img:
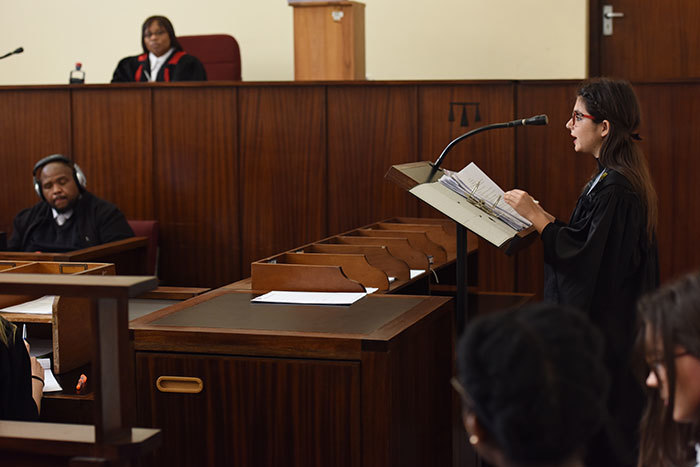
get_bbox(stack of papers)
[0,295,55,314]
[438,163,531,231]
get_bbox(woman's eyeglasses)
[571,110,596,126]
[144,30,167,39]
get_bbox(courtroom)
[0,1,697,466]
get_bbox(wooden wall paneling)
[515,83,585,297]
[71,88,154,220]
[239,86,327,277]
[153,87,239,288]
[418,84,516,292]
[327,85,419,235]
[635,83,700,281]
[0,88,71,234]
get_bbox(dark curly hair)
[456,303,610,465]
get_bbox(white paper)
[365,287,379,294]
[37,358,62,393]
[439,162,531,230]
[252,291,366,306]
[0,295,55,315]
[410,269,425,279]
[410,182,517,248]
[388,276,396,283]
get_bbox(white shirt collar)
[147,48,175,82]
[587,168,608,195]
[52,208,74,226]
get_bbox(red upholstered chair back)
[178,34,242,81]
[128,220,159,276]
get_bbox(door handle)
[603,5,625,36]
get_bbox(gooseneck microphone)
[0,47,24,60]
[506,114,549,127]
[431,114,548,174]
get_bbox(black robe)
[8,191,134,253]
[0,318,39,421]
[541,168,658,466]
[111,52,207,83]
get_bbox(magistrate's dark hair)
[577,77,657,241]
[141,15,183,54]
[456,303,609,465]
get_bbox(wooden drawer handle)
[156,376,204,394]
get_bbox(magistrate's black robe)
[111,52,206,83]
[541,168,658,466]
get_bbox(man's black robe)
[8,191,134,253]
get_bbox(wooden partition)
[0,261,115,374]
[1,80,698,293]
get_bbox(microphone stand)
[429,115,547,335]
[0,47,24,60]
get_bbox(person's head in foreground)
[638,271,700,467]
[454,303,609,467]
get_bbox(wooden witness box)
[292,1,366,80]
[130,289,453,467]
[0,261,114,374]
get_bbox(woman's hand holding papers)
[504,190,554,234]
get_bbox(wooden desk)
[0,273,160,466]
[0,237,150,275]
[130,289,453,467]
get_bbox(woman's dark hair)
[456,303,609,465]
[0,316,16,348]
[637,271,700,467]
[141,15,183,54]
[577,77,657,241]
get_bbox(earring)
[469,434,479,445]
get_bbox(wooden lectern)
[291,1,366,80]
[386,161,537,334]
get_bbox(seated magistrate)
[8,154,133,252]
[112,15,207,83]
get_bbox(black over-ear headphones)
[32,154,87,200]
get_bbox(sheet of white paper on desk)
[37,358,62,393]
[365,287,379,294]
[410,269,425,279]
[0,295,55,314]
[251,291,366,306]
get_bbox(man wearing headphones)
[7,154,133,252]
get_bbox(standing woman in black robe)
[504,78,659,466]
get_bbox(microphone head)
[14,47,24,54]
[525,114,548,126]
